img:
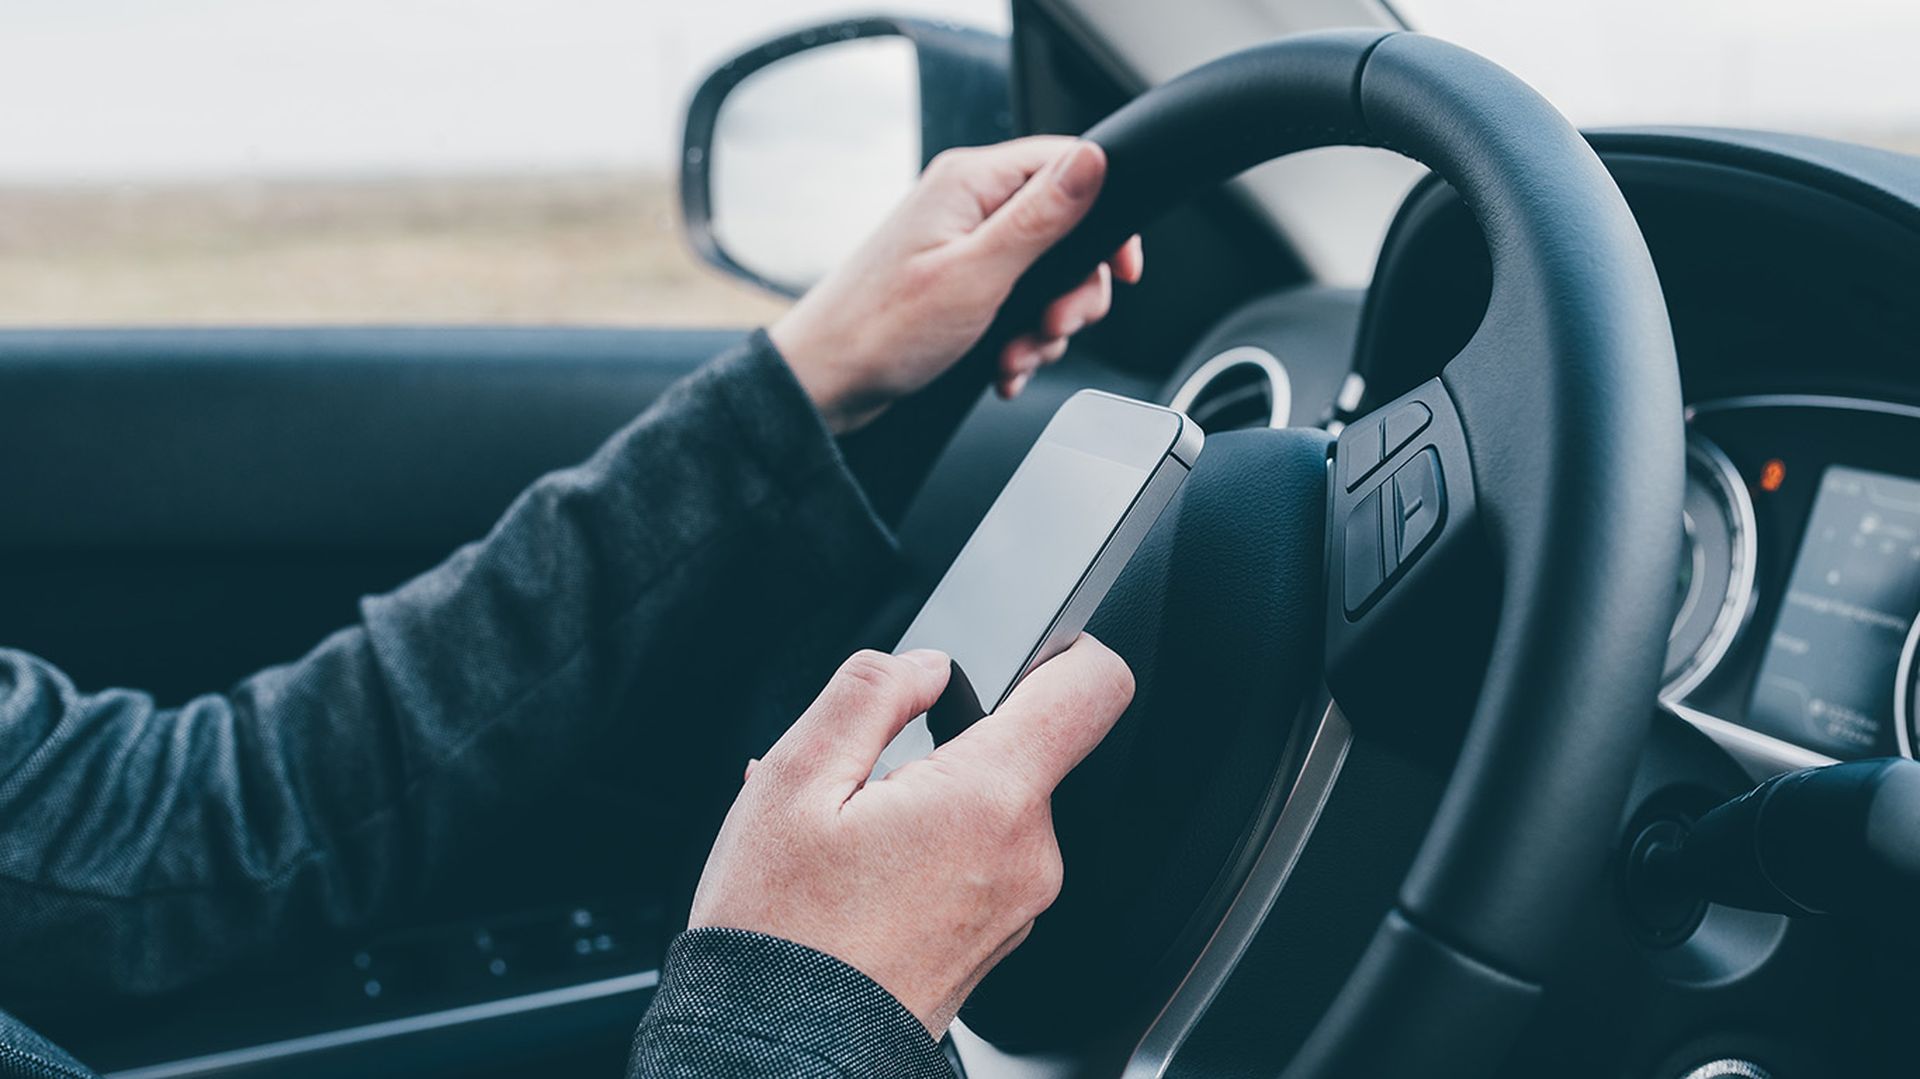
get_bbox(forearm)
[629,929,953,1079]
[0,332,901,998]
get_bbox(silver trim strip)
[1664,700,1835,779]
[1121,702,1352,1079]
[1689,393,1920,423]
[105,969,660,1079]
[1895,614,1919,760]
[1335,372,1366,415]
[1168,346,1292,430]
[1660,434,1759,702]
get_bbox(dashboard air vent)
[1168,346,1291,433]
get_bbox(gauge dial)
[1662,434,1758,700]
[1898,616,1920,760]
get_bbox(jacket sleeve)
[630,929,954,1079]
[0,330,903,999]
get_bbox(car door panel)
[0,327,739,701]
[2,326,743,1076]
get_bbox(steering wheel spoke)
[1325,378,1494,742]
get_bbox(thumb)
[967,140,1106,281]
[767,649,951,793]
[938,634,1134,794]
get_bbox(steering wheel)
[893,29,1685,1077]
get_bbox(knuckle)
[1016,838,1066,914]
[923,147,973,182]
[836,649,905,697]
[1008,194,1058,238]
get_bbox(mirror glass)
[708,36,920,294]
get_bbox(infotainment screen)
[1748,465,1920,757]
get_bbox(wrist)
[770,310,861,435]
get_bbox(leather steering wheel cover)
[992,30,1684,1074]
[1361,32,1683,976]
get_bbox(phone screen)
[901,440,1151,698]
[874,396,1180,775]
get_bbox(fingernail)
[900,649,949,672]
[1010,371,1033,396]
[1052,141,1103,200]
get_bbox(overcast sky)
[1398,0,1920,140]
[0,0,1007,181]
[0,0,1912,182]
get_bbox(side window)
[0,0,1006,329]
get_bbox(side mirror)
[680,16,1012,297]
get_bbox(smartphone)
[872,389,1203,777]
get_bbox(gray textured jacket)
[0,333,954,1079]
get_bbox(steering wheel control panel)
[1325,379,1488,728]
[1341,446,1446,615]
[1660,397,1920,767]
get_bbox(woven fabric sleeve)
[0,330,901,1000]
[0,1010,95,1079]
[630,928,955,1079]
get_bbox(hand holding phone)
[873,389,1202,776]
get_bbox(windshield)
[1393,0,1920,153]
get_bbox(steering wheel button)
[1343,486,1389,613]
[1339,421,1386,491]
[1383,402,1433,457]
[1390,449,1445,565]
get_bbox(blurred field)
[0,172,791,327]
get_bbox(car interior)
[5,1,1917,1078]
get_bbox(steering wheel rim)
[952,29,1684,1076]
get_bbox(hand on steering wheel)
[771,136,1143,433]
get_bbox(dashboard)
[1333,126,1920,789]
[1156,124,1920,1075]
[1669,399,1920,767]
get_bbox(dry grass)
[0,172,790,327]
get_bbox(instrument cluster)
[1663,396,1920,766]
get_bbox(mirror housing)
[680,16,1012,297]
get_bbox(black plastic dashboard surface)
[1355,126,1920,766]
[1349,125,1920,1078]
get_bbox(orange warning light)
[1759,459,1787,493]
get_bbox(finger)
[743,758,758,784]
[938,634,1134,794]
[996,334,1036,399]
[997,332,1043,385]
[1108,235,1145,285]
[1040,263,1111,340]
[770,649,951,791]
[999,332,1067,376]
[998,333,1040,382]
[921,135,1083,217]
[997,334,1067,398]
[964,140,1107,281]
